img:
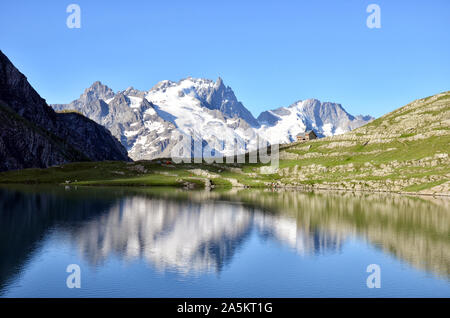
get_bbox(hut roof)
[297,130,315,137]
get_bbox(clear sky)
[1,0,449,118]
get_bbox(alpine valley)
[52,78,373,160]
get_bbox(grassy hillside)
[274,91,450,194]
[0,91,449,195]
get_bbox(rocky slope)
[0,51,130,171]
[52,78,372,160]
[0,103,85,171]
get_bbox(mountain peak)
[86,80,110,91]
[83,81,114,101]
[257,98,373,142]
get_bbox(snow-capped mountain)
[53,82,177,160]
[52,78,373,160]
[53,78,260,160]
[257,99,374,144]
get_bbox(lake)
[0,185,448,297]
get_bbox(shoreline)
[1,181,449,198]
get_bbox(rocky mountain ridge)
[53,78,373,160]
[0,51,130,171]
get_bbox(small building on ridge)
[296,130,317,142]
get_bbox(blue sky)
[1,0,449,118]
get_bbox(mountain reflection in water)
[0,185,448,295]
[70,197,342,274]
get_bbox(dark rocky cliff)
[0,51,130,171]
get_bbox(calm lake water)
[0,185,449,297]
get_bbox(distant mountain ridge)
[0,51,130,171]
[257,99,374,144]
[53,79,373,160]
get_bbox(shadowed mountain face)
[0,51,130,171]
